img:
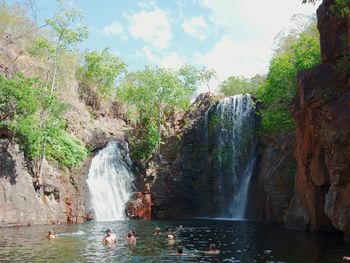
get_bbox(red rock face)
[126,192,152,220]
[287,0,350,238]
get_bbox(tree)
[29,7,88,176]
[118,66,197,161]
[0,74,87,168]
[257,19,320,139]
[198,67,217,93]
[219,74,265,96]
[77,48,127,110]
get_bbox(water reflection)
[0,220,348,263]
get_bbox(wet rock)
[126,192,152,220]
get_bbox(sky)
[12,0,321,92]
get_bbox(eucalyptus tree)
[31,7,88,176]
[198,67,217,94]
[118,66,197,162]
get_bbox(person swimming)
[102,229,117,245]
[47,230,55,240]
[176,246,187,256]
[204,243,220,255]
[167,234,175,246]
[154,227,161,236]
[127,231,136,245]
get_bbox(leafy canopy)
[118,65,198,161]
[219,74,265,96]
[0,74,87,167]
[77,48,127,101]
[257,19,321,138]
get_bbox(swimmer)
[176,246,187,256]
[167,234,175,246]
[154,227,161,236]
[102,229,117,245]
[127,231,136,245]
[344,256,350,261]
[204,243,220,255]
[47,230,55,240]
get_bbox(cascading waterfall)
[86,141,134,221]
[204,94,258,219]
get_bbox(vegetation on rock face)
[0,2,215,168]
[0,74,87,168]
[76,48,127,110]
[219,75,265,96]
[256,19,321,139]
[117,66,200,162]
[0,2,88,170]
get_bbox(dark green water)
[0,219,349,262]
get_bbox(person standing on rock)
[33,176,41,197]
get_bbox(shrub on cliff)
[0,74,87,168]
[117,65,199,162]
[76,48,127,111]
[218,74,265,96]
[257,19,321,139]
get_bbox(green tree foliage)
[219,74,265,96]
[0,74,87,168]
[118,66,197,162]
[198,67,217,93]
[0,3,89,171]
[77,48,127,109]
[257,19,321,138]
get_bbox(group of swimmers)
[101,225,219,256]
[47,225,219,257]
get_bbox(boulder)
[126,192,152,220]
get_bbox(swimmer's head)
[127,232,132,238]
[167,234,174,240]
[106,229,112,236]
[48,230,54,235]
[155,227,161,232]
[209,243,217,251]
[177,246,183,254]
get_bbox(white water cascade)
[204,94,258,219]
[86,141,134,221]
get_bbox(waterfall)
[86,141,134,221]
[204,94,258,219]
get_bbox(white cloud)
[142,46,185,70]
[239,0,320,38]
[195,35,272,92]
[102,21,124,38]
[128,9,172,49]
[195,0,321,93]
[182,16,208,41]
[201,0,320,38]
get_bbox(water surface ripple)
[0,219,348,262]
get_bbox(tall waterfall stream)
[86,141,134,221]
[204,94,258,219]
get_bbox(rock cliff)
[286,0,350,239]
[247,134,296,222]
[150,93,221,218]
[0,141,90,226]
